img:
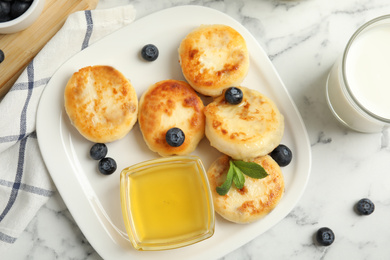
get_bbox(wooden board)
[0,0,99,98]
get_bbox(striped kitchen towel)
[0,4,136,253]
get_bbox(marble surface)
[4,0,390,259]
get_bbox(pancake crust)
[207,155,284,224]
[178,24,250,97]
[204,86,284,160]
[138,80,205,156]
[64,65,138,143]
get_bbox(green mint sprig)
[216,159,268,196]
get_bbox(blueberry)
[225,87,243,105]
[356,198,375,215]
[141,44,159,61]
[90,143,108,160]
[0,2,11,17]
[0,50,4,64]
[10,1,31,19]
[316,227,335,246]
[98,157,117,175]
[270,144,292,167]
[0,14,11,22]
[166,127,185,147]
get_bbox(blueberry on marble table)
[316,227,335,246]
[356,198,375,215]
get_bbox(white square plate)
[37,5,311,260]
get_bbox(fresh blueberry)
[166,127,185,147]
[0,50,4,64]
[316,227,335,246]
[0,2,11,17]
[270,144,292,167]
[10,1,31,19]
[225,87,243,105]
[90,143,108,160]
[356,198,375,215]
[0,14,11,22]
[141,44,159,61]
[98,157,117,175]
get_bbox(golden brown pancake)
[138,79,205,156]
[64,65,138,143]
[207,155,284,224]
[178,24,250,97]
[204,86,284,160]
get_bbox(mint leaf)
[216,161,234,195]
[232,160,268,179]
[232,163,245,189]
[216,159,268,196]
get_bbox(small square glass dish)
[120,156,215,251]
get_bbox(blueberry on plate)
[90,143,108,160]
[225,87,243,105]
[270,144,292,167]
[356,198,375,215]
[166,127,185,147]
[316,227,335,246]
[141,44,159,61]
[98,157,117,175]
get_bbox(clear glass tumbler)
[326,15,390,133]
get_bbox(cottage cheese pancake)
[204,86,284,160]
[207,155,284,224]
[138,80,205,156]
[178,24,249,97]
[64,65,138,143]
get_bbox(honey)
[120,156,215,251]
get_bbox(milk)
[346,24,390,119]
[326,16,390,133]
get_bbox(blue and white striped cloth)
[0,5,136,253]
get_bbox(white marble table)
[4,0,390,259]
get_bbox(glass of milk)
[326,15,390,133]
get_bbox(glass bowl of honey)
[120,156,215,251]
